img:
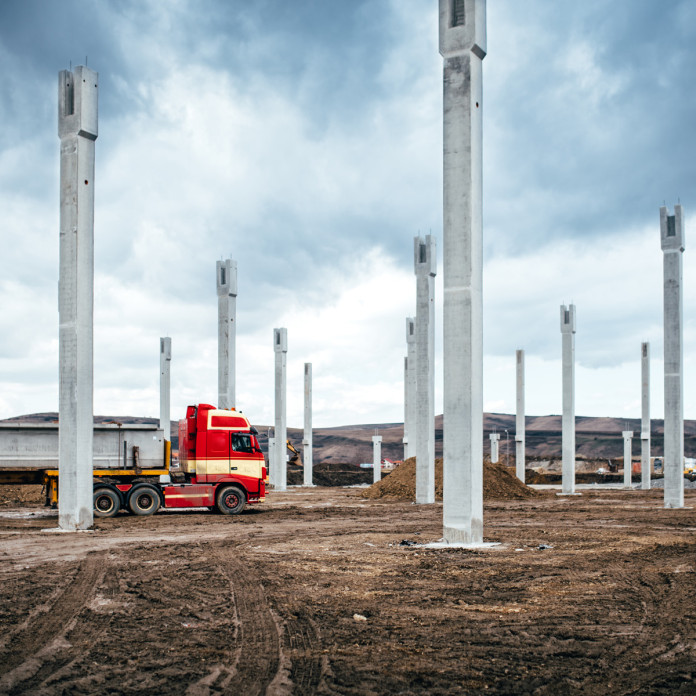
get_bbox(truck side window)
[231,434,253,453]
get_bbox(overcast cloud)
[0,0,695,427]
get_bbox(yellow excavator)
[286,440,303,467]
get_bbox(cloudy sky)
[1,0,695,428]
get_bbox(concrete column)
[217,259,237,410]
[268,436,276,487]
[623,431,633,489]
[273,328,288,491]
[440,0,487,544]
[414,235,436,504]
[58,66,98,531]
[641,342,651,490]
[303,362,313,486]
[404,317,417,460]
[561,304,577,495]
[159,337,171,441]
[403,356,409,459]
[660,205,685,509]
[515,349,525,483]
[372,435,382,484]
[489,433,500,464]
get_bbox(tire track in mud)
[0,552,107,693]
[201,545,324,696]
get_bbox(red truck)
[91,403,267,518]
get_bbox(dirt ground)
[1,487,696,695]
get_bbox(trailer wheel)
[128,485,161,516]
[216,485,246,515]
[94,487,121,518]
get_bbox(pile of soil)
[0,485,44,507]
[362,457,540,501]
[287,462,373,487]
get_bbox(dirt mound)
[0,485,45,507]
[362,457,540,501]
[287,462,373,487]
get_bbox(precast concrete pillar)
[268,436,276,487]
[489,433,500,464]
[440,0,487,544]
[58,66,98,531]
[303,362,313,486]
[217,259,237,410]
[274,328,288,491]
[405,317,417,460]
[623,431,633,489]
[660,205,685,509]
[560,304,577,495]
[515,349,525,483]
[414,236,436,504]
[160,337,172,441]
[641,342,651,490]
[372,435,382,484]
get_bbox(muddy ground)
[1,487,696,695]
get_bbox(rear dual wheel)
[94,487,121,518]
[128,485,161,516]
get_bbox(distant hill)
[4,411,696,465]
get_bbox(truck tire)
[216,485,246,515]
[94,487,121,518]
[128,485,161,516]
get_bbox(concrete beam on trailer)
[217,259,237,410]
[372,435,382,484]
[414,235,436,504]
[440,0,487,543]
[623,431,633,489]
[515,349,525,483]
[641,342,651,490]
[660,205,685,509]
[58,65,98,531]
[560,304,577,495]
[160,337,172,441]
[303,362,313,486]
[273,328,288,491]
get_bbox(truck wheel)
[128,485,161,516]
[94,487,120,518]
[216,485,246,515]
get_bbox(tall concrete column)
[372,435,382,484]
[515,349,525,483]
[303,362,313,486]
[405,317,417,459]
[440,0,487,544]
[660,205,685,509]
[217,259,237,410]
[561,304,577,495]
[58,66,98,531]
[489,433,500,463]
[268,436,276,487]
[160,337,172,441]
[273,328,288,491]
[414,235,436,504]
[623,431,633,489]
[641,342,651,490]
